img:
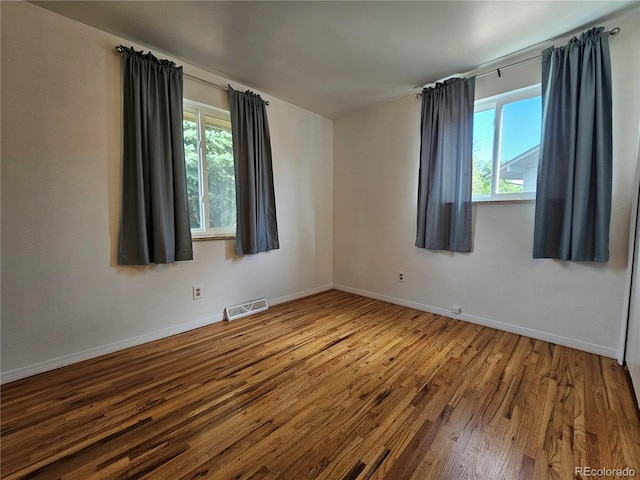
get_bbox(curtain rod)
[416,26,620,98]
[113,45,270,105]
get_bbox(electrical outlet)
[193,285,203,300]
[398,272,405,282]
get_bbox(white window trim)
[184,99,236,238]
[472,84,542,203]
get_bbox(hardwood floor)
[2,290,639,479]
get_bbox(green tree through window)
[184,102,236,237]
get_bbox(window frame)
[472,84,542,203]
[183,99,236,239]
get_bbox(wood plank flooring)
[2,290,639,479]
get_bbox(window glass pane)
[204,115,236,230]
[497,96,541,194]
[183,112,201,229]
[472,108,495,197]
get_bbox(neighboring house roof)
[499,145,540,180]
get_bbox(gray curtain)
[117,46,193,265]
[416,77,475,252]
[533,27,612,262]
[228,86,279,255]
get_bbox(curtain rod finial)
[610,27,621,36]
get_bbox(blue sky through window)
[472,88,542,198]
[500,96,542,163]
[473,109,495,164]
[473,96,541,164]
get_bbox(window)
[472,85,542,201]
[183,100,236,238]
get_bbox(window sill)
[473,199,535,205]
[192,235,235,242]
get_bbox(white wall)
[333,10,640,358]
[1,1,333,381]
[2,1,638,383]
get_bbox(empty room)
[2,1,640,479]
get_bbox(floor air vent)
[225,298,269,321]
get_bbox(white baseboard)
[334,284,618,359]
[3,282,616,383]
[269,284,334,306]
[0,284,335,384]
[0,313,225,384]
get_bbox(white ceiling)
[31,1,639,119]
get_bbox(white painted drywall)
[333,10,640,358]
[1,1,333,381]
[2,1,638,383]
